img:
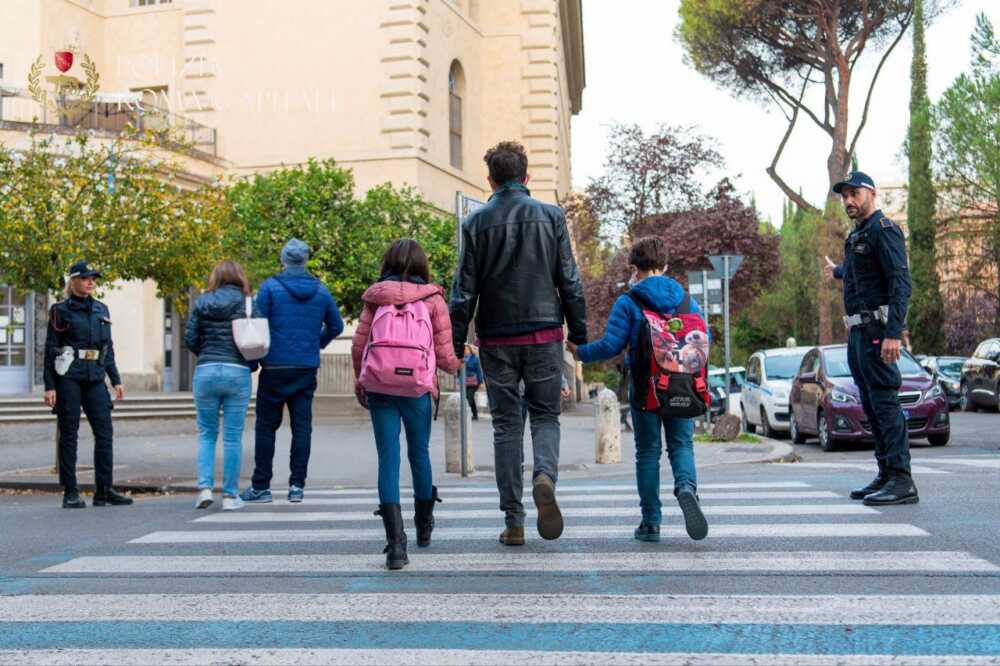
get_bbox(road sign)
[455,191,485,478]
[708,254,743,278]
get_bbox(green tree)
[0,130,229,302]
[906,0,945,354]
[678,0,946,344]
[934,13,1000,331]
[225,159,454,322]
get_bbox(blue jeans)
[368,392,433,504]
[252,367,318,489]
[193,363,252,497]
[630,399,697,525]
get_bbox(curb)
[752,438,800,464]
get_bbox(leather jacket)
[449,183,587,356]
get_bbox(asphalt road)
[0,418,998,664]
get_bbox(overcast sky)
[571,0,1000,227]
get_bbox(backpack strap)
[627,290,692,316]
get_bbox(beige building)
[0,0,586,394]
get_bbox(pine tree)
[906,0,946,353]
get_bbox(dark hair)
[483,141,528,185]
[629,236,668,272]
[206,260,251,295]
[380,239,431,283]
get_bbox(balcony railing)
[0,87,217,157]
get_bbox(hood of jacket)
[629,275,688,312]
[273,267,321,301]
[198,284,246,318]
[363,280,444,306]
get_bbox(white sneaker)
[195,488,213,509]
[222,496,245,511]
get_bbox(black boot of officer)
[864,471,919,506]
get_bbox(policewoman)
[43,261,132,509]
[824,172,917,506]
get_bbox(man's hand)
[561,386,571,399]
[44,390,57,408]
[114,385,125,401]
[881,338,902,365]
[823,256,838,280]
[566,341,579,359]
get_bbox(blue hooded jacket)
[577,276,705,366]
[255,267,344,368]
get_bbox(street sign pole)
[723,256,732,414]
[455,191,468,477]
[701,269,711,430]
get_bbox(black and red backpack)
[628,290,711,419]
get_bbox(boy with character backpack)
[569,236,709,542]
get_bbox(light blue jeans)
[193,363,252,497]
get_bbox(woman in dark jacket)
[44,260,131,509]
[184,260,258,511]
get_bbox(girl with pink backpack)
[352,239,461,570]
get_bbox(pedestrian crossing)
[4,473,1000,664]
[786,453,1000,475]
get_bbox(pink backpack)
[358,299,436,397]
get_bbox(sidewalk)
[0,401,793,492]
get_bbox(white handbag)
[232,296,270,361]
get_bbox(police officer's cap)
[68,260,102,279]
[833,171,876,194]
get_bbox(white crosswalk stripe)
[12,476,1000,664]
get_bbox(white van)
[741,347,812,437]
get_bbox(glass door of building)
[0,286,31,394]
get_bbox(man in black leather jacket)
[450,141,587,546]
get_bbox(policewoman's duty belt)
[843,305,889,330]
[77,349,101,360]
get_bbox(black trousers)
[465,386,479,419]
[847,327,911,474]
[56,378,114,491]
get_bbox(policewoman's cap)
[832,171,876,194]
[68,260,101,279]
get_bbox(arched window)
[448,61,464,170]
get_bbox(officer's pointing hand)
[823,256,837,280]
[881,339,902,365]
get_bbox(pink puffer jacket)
[351,280,461,399]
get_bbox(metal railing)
[0,89,217,157]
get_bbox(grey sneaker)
[677,487,708,541]
[288,485,304,503]
[239,487,272,503]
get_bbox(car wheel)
[789,411,807,444]
[928,432,950,447]
[961,382,977,412]
[741,402,756,434]
[760,407,776,439]
[818,411,835,452]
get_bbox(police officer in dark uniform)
[824,172,917,506]
[43,261,133,509]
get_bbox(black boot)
[863,471,919,506]
[62,489,86,509]
[375,503,409,570]
[850,462,888,500]
[414,486,442,548]
[92,487,134,506]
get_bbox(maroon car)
[789,345,950,451]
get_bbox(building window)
[131,0,171,7]
[449,61,464,170]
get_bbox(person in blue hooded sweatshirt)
[241,239,344,505]
[568,236,708,542]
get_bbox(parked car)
[709,366,746,394]
[919,356,966,409]
[789,345,950,451]
[707,373,729,419]
[740,347,812,437]
[960,339,1000,412]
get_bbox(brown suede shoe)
[499,526,525,546]
[532,473,564,540]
